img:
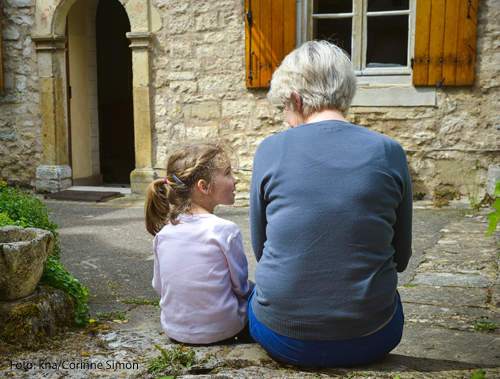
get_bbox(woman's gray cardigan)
[250,120,413,340]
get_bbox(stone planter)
[0,226,54,300]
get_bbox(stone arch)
[33,0,158,194]
[34,0,149,37]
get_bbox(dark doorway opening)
[96,0,134,184]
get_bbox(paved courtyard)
[1,196,499,379]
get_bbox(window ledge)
[351,86,436,107]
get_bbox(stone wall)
[150,0,500,201]
[149,0,287,200]
[0,0,42,187]
[348,0,500,199]
[0,0,499,199]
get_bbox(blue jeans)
[248,290,404,367]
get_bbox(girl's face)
[210,158,238,206]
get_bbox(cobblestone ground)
[1,199,499,379]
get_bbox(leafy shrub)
[0,182,60,259]
[0,181,91,326]
[0,212,16,226]
[40,258,91,326]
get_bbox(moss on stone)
[0,285,74,349]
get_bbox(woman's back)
[250,120,412,340]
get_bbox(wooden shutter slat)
[246,0,262,88]
[284,0,296,57]
[456,0,478,85]
[261,0,273,87]
[245,0,296,88]
[245,0,252,87]
[414,0,478,86]
[428,0,446,85]
[442,0,460,85]
[254,0,262,87]
[413,0,432,85]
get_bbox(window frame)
[299,0,417,85]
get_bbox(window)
[306,0,416,84]
[246,0,478,91]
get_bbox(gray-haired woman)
[249,40,412,366]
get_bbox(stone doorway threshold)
[43,186,131,202]
[68,185,132,195]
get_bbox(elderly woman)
[249,40,412,366]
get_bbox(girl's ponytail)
[145,178,170,236]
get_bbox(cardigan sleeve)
[250,145,269,263]
[391,158,413,272]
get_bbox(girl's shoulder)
[170,213,240,235]
[207,214,241,235]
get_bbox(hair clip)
[163,177,166,183]
[172,174,186,187]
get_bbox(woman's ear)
[196,179,209,195]
[291,92,302,111]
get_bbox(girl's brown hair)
[145,142,227,236]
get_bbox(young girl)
[145,142,253,344]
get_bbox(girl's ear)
[196,179,209,195]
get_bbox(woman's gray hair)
[267,40,357,116]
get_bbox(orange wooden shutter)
[245,0,296,88]
[413,0,478,85]
[0,2,4,93]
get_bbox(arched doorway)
[95,0,135,185]
[33,0,156,194]
[66,0,134,186]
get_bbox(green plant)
[0,181,91,326]
[471,369,486,379]
[121,297,160,308]
[472,317,498,333]
[457,162,482,213]
[0,212,27,227]
[148,345,199,375]
[39,258,91,326]
[96,311,129,321]
[486,178,500,256]
[0,182,60,259]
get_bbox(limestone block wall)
[0,0,42,187]
[150,0,500,201]
[347,0,500,199]
[149,0,289,199]
[0,0,499,199]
